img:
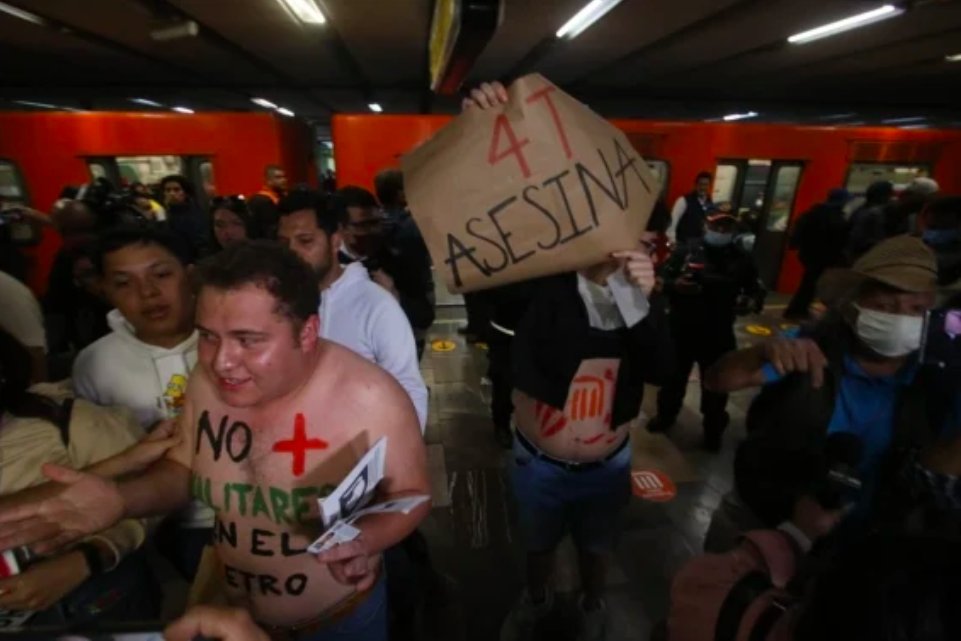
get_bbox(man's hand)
[762,337,828,388]
[370,269,399,300]
[0,551,89,612]
[0,464,124,554]
[165,605,269,641]
[461,81,508,111]
[91,420,181,478]
[612,249,656,298]
[314,540,380,592]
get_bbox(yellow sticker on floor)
[745,324,773,337]
[431,339,457,352]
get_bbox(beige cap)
[817,235,937,306]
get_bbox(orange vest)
[255,187,279,204]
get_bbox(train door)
[754,162,803,289]
[84,155,215,206]
[712,159,803,288]
[184,156,216,209]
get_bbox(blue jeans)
[303,572,388,641]
[510,436,631,554]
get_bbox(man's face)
[344,206,385,258]
[277,209,336,281]
[856,287,934,317]
[196,284,318,408]
[213,208,248,249]
[696,177,711,198]
[164,182,186,206]
[101,243,194,344]
[268,169,288,192]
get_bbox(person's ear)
[299,315,320,351]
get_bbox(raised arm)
[704,336,827,393]
[0,400,197,553]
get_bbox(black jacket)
[738,318,954,528]
[512,273,675,428]
[660,240,765,329]
[676,192,712,243]
[339,209,435,332]
[790,202,848,269]
[165,201,210,261]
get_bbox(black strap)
[714,571,772,641]
[54,397,74,448]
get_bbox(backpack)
[668,530,800,641]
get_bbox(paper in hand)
[307,438,430,555]
[607,269,650,328]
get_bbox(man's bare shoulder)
[314,341,416,419]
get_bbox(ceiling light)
[252,98,278,109]
[556,0,625,39]
[276,0,326,25]
[946,53,961,62]
[14,100,58,109]
[0,1,45,26]
[172,106,194,114]
[276,107,295,117]
[882,116,925,124]
[149,20,199,41]
[788,4,903,44]
[368,103,383,113]
[723,111,759,122]
[130,98,163,107]
[818,112,857,121]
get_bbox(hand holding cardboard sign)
[404,74,657,293]
[613,249,656,298]
[462,81,508,111]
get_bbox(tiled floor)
[409,289,794,640]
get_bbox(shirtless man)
[0,241,430,640]
[464,83,673,641]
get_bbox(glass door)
[754,162,804,289]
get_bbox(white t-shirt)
[0,271,46,352]
[319,262,428,431]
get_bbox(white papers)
[607,270,650,328]
[307,437,430,555]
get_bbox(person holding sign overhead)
[461,81,675,641]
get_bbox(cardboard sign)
[402,74,657,293]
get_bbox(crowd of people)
[0,80,958,641]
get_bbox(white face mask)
[854,304,924,358]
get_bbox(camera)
[76,178,146,227]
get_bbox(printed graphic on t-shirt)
[163,373,188,417]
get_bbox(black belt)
[515,430,628,472]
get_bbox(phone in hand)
[920,309,961,370]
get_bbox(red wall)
[332,114,961,293]
[0,111,313,293]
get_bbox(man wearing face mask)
[648,209,765,451]
[706,236,958,509]
[335,186,435,359]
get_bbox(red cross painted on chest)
[272,413,328,477]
